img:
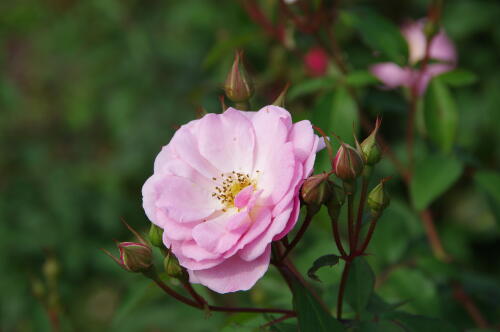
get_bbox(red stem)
[347,193,355,253]
[353,177,369,249]
[331,216,347,257]
[150,274,295,316]
[336,259,352,320]
[357,215,380,254]
[280,209,315,260]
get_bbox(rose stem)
[336,258,352,320]
[147,270,296,316]
[280,208,315,261]
[353,177,369,250]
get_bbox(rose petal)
[191,245,271,293]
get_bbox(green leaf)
[475,170,500,224]
[386,312,459,332]
[307,254,340,282]
[288,77,337,101]
[424,78,459,153]
[345,257,375,313]
[342,9,407,64]
[410,155,463,210]
[437,69,478,87]
[475,170,500,202]
[357,320,406,332]
[345,70,378,87]
[291,277,344,331]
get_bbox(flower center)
[212,171,256,209]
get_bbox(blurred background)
[1,0,500,331]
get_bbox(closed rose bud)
[118,242,153,272]
[164,254,188,281]
[360,118,382,166]
[367,180,390,216]
[333,143,364,180]
[301,173,331,213]
[149,224,164,248]
[104,221,153,273]
[224,51,254,103]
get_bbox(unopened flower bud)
[333,143,364,180]
[43,256,60,287]
[104,221,153,273]
[118,242,153,272]
[360,118,382,166]
[272,83,290,107]
[301,173,331,213]
[164,254,188,281]
[367,179,390,216]
[149,224,164,248]
[224,51,254,103]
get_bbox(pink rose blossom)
[142,106,322,293]
[304,47,329,77]
[370,20,457,96]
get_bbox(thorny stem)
[280,208,315,261]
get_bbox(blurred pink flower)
[304,47,329,77]
[370,20,457,96]
[142,106,322,293]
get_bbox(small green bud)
[332,143,364,180]
[360,118,382,166]
[164,254,188,281]
[367,179,390,216]
[31,278,46,299]
[224,51,254,103]
[272,83,290,107]
[300,173,331,213]
[149,224,164,248]
[42,256,60,285]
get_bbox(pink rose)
[370,19,457,96]
[142,106,322,293]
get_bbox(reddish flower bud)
[360,118,382,166]
[332,143,364,180]
[301,173,331,212]
[103,221,153,273]
[304,47,329,77]
[224,51,254,103]
[118,242,153,272]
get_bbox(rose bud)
[332,143,364,181]
[367,179,390,216]
[149,224,164,248]
[360,118,382,166]
[103,221,153,273]
[300,173,331,213]
[164,254,188,281]
[224,51,254,103]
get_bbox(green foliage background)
[1,0,499,331]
